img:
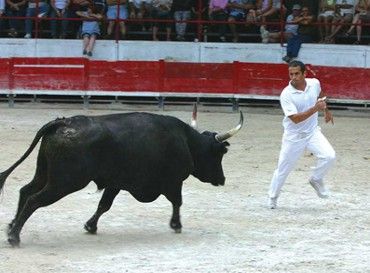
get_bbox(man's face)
[289,66,306,86]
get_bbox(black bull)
[0,109,243,247]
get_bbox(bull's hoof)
[170,221,182,234]
[84,223,97,234]
[174,228,182,234]
[7,234,20,247]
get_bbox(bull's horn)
[215,111,244,142]
[190,103,197,129]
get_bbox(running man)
[268,60,336,209]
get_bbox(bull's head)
[190,104,244,186]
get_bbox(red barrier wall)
[1,58,370,101]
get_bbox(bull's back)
[40,113,193,191]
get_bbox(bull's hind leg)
[163,182,183,233]
[8,155,47,231]
[8,175,47,231]
[7,183,86,247]
[84,188,120,234]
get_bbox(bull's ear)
[223,141,230,147]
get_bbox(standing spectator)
[76,4,103,56]
[268,60,335,209]
[282,6,315,63]
[262,3,301,43]
[317,0,336,43]
[227,0,254,42]
[208,0,228,42]
[24,0,50,38]
[128,0,152,31]
[106,0,128,39]
[325,0,355,43]
[172,0,192,41]
[344,0,370,44]
[151,0,172,41]
[50,0,71,38]
[6,0,26,37]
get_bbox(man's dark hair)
[288,60,306,73]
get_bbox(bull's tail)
[0,118,66,192]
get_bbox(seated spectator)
[128,0,152,31]
[325,0,355,43]
[69,0,91,38]
[24,0,50,38]
[0,0,4,33]
[5,0,26,37]
[317,0,336,43]
[50,0,71,38]
[76,4,103,57]
[227,0,255,42]
[151,0,172,41]
[106,0,128,39]
[248,0,284,35]
[282,6,315,63]
[344,0,370,44]
[262,3,301,43]
[190,0,209,41]
[208,0,228,42]
[172,0,192,41]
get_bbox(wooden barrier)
[0,58,369,103]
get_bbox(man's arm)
[288,97,327,124]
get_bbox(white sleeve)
[280,90,297,117]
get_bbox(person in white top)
[268,60,336,209]
[325,0,355,43]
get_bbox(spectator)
[106,0,128,39]
[0,0,5,33]
[256,0,284,33]
[69,0,90,38]
[344,0,370,44]
[282,6,315,63]
[325,0,355,43]
[317,0,336,43]
[5,0,26,37]
[190,0,209,41]
[262,3,301,43]
[24,0,50,38]
[151,0,172,41]
[50,0,70,38]
[172,0,192,41]
[227,0,254,42]
[208,0,228,42]
[128,0,152,31]
[76,4,103,56]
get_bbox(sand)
[0,103,369,273]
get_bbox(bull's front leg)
[170,204,182,233]
[84,188,120,234]
[164,182,183,233]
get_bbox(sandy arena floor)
[0,103,369,273]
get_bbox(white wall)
[0,38,369,68]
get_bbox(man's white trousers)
[269,127,336,198]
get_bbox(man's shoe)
[24,33,31,39]
[309,179,329,198]
[282,55,291,63]
[268,197,278,209]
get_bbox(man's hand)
[324,109,334,124]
